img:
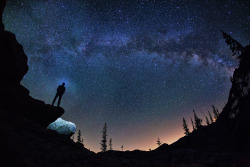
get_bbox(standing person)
[52,82,66,107]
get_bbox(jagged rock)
[0,1,28,84]
[150,37,250,166]
[220,45,250,119]
[0,108,95,167]
[47,118,76,136]
[0,79,64,127]
[0,0,6,31]
[218,45,250,148]
[0,1,63,127]
[0,30,28,84]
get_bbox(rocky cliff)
[0,0,63,128]
[149,37,250,166]
[0,1,95,166]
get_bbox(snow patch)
[47,118,76,135]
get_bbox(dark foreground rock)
[0,0,63,128]
[0,108,95,167]
[0,79,64,127]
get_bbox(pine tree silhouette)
[109,138,113,151]
[183,118,190,135]
[191,118,196,131]
[212,105,220,121]
[77,130,83,145]
[77,130,81,143]
[157,137,162,146]
[205,116,210,125]
[202,112,210,125]
[193,110,202,129]
[221,30,244,57]
[208,111,214,123]
[100,123,107,152]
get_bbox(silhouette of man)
[52,82,66,107]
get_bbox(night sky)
[3,0,249,152]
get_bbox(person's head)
[62,82,65,86]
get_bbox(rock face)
[0,2,92,166]
[220,45,250,120]
[0,108,94,167]
[0,0,6,31]
[218,45,250,148]
[0,31,28,84]
[149,41,250,166]
[47,118,76,136]
[0,1,64,127]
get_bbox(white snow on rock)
[47,118,76,135]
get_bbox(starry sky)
[3,0,249,152]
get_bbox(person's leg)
[57,95,62,107]
[52,94,58,106]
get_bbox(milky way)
[3,0,249,152]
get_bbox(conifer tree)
[212,105,220,121]
[205,116,210,125]
[100,123,107,152]
[208,111,214,123]
[109,138,113,151]
[191,118,196,131]
[183,118,190,135]
[193,110,202,129]
[77,130,82,143]
[157,137,162,146]
[202,112,210,125]
[221,30,244,56]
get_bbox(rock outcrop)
[47,118,76,136]
[0,1,64,127]
[0,2,94,166]
[0,0,6,31]
[218,45,250,148]
[150,37,250,166]
[0,108,94,167]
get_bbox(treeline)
[182,105,220,135]
[73,104,221,151]
[71,122,123,152]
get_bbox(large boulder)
[47,118,76,136]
